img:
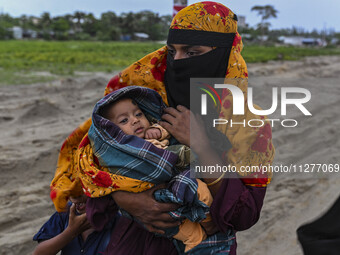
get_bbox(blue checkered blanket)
[89,86,208,218]
[89,86,234,254]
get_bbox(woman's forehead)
[167,44,206,49]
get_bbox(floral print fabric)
[50,1,274,212]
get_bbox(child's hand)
[67,204,92,236]
[145,128,162,139]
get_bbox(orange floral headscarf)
[50,1,274,212]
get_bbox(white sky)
[0,0,339,32]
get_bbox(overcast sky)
[0,0,339,32]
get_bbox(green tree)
[137,11,163,40]
[52,17,70,40]
[82,13,99,37]
[101,11,118,26]
[99,11,121,40]
[119,12,139,35]
[63,14,75,28]
[39,12,52,39]
[19,14,28,30]
[40,12,52,29]
[0,26,13,39]
[0,13,19,38]
[251,5,278,40]
[73,11,86,32]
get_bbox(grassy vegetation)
[0,41,164,73]
[0,40,165,85]
[243,45,340,62]
[1,40,340,85]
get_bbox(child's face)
[70,194,87,214]
[107,98,150,138]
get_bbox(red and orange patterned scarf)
[51,1,274,212]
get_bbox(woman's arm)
[111,185,181,234]
[33,204,91,255]
[159,106,226,196]
[210,178,266,232]
[159,106,267,232]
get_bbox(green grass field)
[0,40,339,85]
[242,45,340,62]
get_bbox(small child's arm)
[145,124,171,149]
[145,127,162,140]
[145,123,170,140]
[33,204,91,255]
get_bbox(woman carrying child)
[49,2,274,254]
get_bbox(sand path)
[0,56,339,255]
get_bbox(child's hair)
[99,96,138,120]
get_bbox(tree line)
[0,7,338,42]
[0,11,172,40]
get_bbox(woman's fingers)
[115,184,182,231]
[151,220,181,230]
[145,224,165,235]
[158,120,172,132]
[161,106,191,145]
[161,113,176,125]
[147,186,180,213]
[176,105,188,112]
[152,212,179,223]
[163,106,189,117]
[163,107,180,117]
[156,201,180,213]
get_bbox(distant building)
[278,36,304,46]
[23,29,37,39]
[120,34,132,41]
[31,17,40,25]
[10,26,23,39]
[133,32,149,41]
[257,35,269,41]
[237,15,246,28]
[302,38,327,47]
[278,36,327,47]
[240,33,252,40]
[330,38,339,45]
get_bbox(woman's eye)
[187,51,198,57]
[168,49,175,56]
[119,118,128,124]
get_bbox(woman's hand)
[161,106,226,196]
[159,106,190,146]
[159,105,210,154]
[111,185,181,234]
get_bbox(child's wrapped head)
[100,97,151,138]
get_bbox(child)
[72,86,234,254]
[100,97,171,148]
[100,96,191,169]
[99,94,214,252]
[33,195,115,255]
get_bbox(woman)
[50,2,274,254]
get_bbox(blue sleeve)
[33,211,68,242]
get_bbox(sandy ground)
[0,56,339,255]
